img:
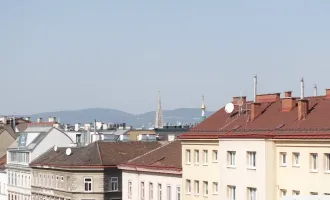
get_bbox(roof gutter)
[118,163,182,175]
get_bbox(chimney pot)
[251,103,262,121]
[325,89,330,99]
[298,99,309,120]
[284,91,292,98]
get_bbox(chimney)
[325,89,330,99]
[314,84,317,97]
[254,74,257,103]
[300,78,304,99]
[37,118,42,123]
[284,91,292,98]
[232,96,247,104]
[251,103,262,121]
[298,99,309,120]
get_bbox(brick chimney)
[298,99,309,120]
[232,96,247,104]
[284,91,292,98]
[325,89,330,99]
[251,103,262,121]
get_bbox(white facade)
[122,170,181,200]
[6,128,74,200]
[0,170,7,200]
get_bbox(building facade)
[0,155,7,200]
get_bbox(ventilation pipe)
[254,74,257,103]
[300,78,304,100]
[314,84,317,97]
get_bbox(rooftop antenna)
[314,84,317,97]
[300,77,304,99]
[254,74,257,103]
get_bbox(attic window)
[18,134,27,147]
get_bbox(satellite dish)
[54,145,58,152]
[225,103,234,113]
[65,148,72,156]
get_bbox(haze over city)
[2,1,330,115]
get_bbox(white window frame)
[203,150,208,164]
[325,153,330,172]
[186,150,191,164]
[203,181,208,196]
[227,151,236,167]
[166,185,171,200]
[141,182,145,200]
[212,182,218,194]
[247,151,256,169]
[280,152,287,166]
[227,185,236,200]
[292,190,300,195]
[194,181,199,195]
[280,189,287,197]
[83,177,92,192]
[149,182,154,200]
[310,192,318,195]
[194,150,199,164]
[176,186,180,200]
[186,180,191,194]
[158,183,162,200]
[212,150,218,162]
[247,187,257,200]
[109,177,119,191]
[128,181,132,198]
[292,152,300,167]
[310,153,318,172]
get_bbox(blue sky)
[1,1,330,115]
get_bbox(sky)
[1,1,330,115]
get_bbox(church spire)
[201,95,206,121]
[155,90,164,129]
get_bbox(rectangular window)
[109,177,118,191]
[84,177,92,192]
[158,184,162,200]
[227,151,236,167]
[166,185,171,200]
[247,151,256,168]
[128,181,132,198]
[325,153,330,171]
[60,176,64,189]
[51,176,54,187]
[212,182,218,194]
[203,150,208,164]
[186,150,191,164]
[56,176,59,188]
[292,152,300,166]
[280,189,287,197]
[247,187,257,200]
[194,150,199,164]
[194,181,199,194]
[280,152,287,166]
[149,183,154,200]
[310,153,318,171]
[203,181,208,196]
[227,185,236,200]
[324,193,330,195]
[310,192,318,195]
[292,190,300,195]
[141,182,145,200]
[48,175,50,187]
[176,187,180,200]
[186,180,191,193]
[212,150,218,162]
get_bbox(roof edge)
[118,163,182,175]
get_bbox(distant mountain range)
[26,108,215,128]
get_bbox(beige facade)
[181,140,220,200]
[0,129,16,158]
[31,168,122,200]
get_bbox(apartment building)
[0,155,7,200]
[179,86,330,200]
[6,124,74,200]
[118,140,182,200]
[29,141,163,200]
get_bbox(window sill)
[324,171,330,174]
[194,163,199,166]
[186,163,191,165]
[292,165,300,168]
[280,164,287,167]
[203,195,208,197]
[310,170,318,173]
[227,166,236,169]
[185,193,191,195]
[247,167,256,170]
[202,164,208,166]
[194,194,200,196]
[212,193,219,195]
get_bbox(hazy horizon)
[2,1,330,115]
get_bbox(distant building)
[118,140,182,200]
[0,154,7,200]
[29,141,164,200]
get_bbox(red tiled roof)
[180,95,330,139]
[0,154,6,170]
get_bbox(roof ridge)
[127,141,173,163]
[96,141,103,165]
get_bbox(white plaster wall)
[218,139,270,200]
[122,170,181,200]
[0,171,7,200]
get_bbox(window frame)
[292,152,300,167]
[166,185,171,200]
[158,183,162,200]
[186,150,191,164]
[227,151,236,167]
[212,150,218,162]
[83,177,92,192]
[203,150,208,164]
[176,186,180,200]
[310,153,318,172]
[227,185,236,200]
[185,180,191,194]
[194,150,199,165]
[202,181,208,196]
[141,181,145,200]
[325,153,330,172]
[247,151,257,169]
[194,180,199,195]
[109,177,119,192]
[247,187,257,200]
[212,182,218,194]
[149,182,154,200]
[280,152,287,166]
[128,181,132,198]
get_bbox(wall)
[0,130,16,158]
[0,171,7,200]
[181,140,220,200]
[122,170,181,200]
[276,140,330,199]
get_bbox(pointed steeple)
[155,90,164,129]
[201,95,206,121]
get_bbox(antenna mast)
[254,74,257,103]
[300,78,304,99]
[314,84,317,97]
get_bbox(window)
[51,176,54,187]
[186,150,191,164]
[228,185,236,200]
[141,182,145,200]
[60,176,64,189]
[310,192,318,195]
[18,175,21,187]
[203,150,208,164]
[176,187,180,200]
[194,181,199,194]
[158,184,162,200]
[194,150,199,164]
[186,180,191,193]
[247,152,256,168]
[109,177,118,191]
[324,193,330,195]
[310,153,318,171]
[212,150,218,162]
[47,175,50,187]
[56,176,59,188]
[149,183,154,200]
[212,182,218,194]
[227,151,236,167]
[280,189,287,197]
[247,187,257,200]
[280,152,287,166]
[203,181,208,196]
[128,181,132,198]
[292,152,300,166]
[84,177,92,192]
[292,190,300,195]
[166,185,171,200]
[325,153,330,171]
